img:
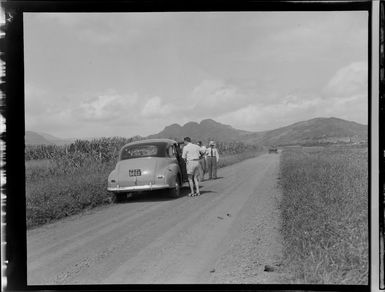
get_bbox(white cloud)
[26,107,75,137]
[75,92,138,121]
[141,96,178,118]
[24,12,368,138]
[325,61,367,97]
[190,79,251,117]
[25,87,141,136]
[217,94,321,130]
[196,80,235,105]
[321,94,367,124]
[217,90,367,131]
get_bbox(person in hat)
[206,141,219,180]
[182,137,201,196]
[197,141,207,181]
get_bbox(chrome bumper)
[107,184,170,193]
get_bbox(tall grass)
[26,139,262,229]
[279,146,368,284]
[26,159,115,228]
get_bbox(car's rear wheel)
[168,175,181,198]
[113,193,126,203]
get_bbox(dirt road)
[27,152,286,284]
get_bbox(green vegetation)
[26,159,114,228]
[25,137,141,161]
[279,145,368,284]
[26,138,262,229]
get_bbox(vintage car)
[107,139,188,202]
[268,145,278,153]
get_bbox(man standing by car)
[206,141,219,180]
[182,137,201,196]
[197,141,207,181]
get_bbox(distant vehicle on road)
[107,139,188,202]
[268,145,278,153]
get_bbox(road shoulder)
[199,153,290,284]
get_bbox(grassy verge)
[26,160,115,229]
[26,150,262,229]
[217,150,262,168]
[279,145,368,284]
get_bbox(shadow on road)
[114,184,217,203]
[177,185,216,197]
[198,190,216,196]
[114,185,194,203]
[201,176,224,181]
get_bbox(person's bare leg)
[188,175,194,196]
[193,175,200,195]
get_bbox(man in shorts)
[182,137,201,196]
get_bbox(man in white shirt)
[197,141,207,181]
[182,137,201,196]
[206,141,219,180]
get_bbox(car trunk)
[117,157,159,188]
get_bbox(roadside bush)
[26,164,114,229]
[25,136,142,161]
[217,151,261,168]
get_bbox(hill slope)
[244,117,367,145]
[37,132,75,145]
[148,117,367,146]
[26,131,74,145]
[25,131,54,145]
[147,119,252,142]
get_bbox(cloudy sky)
[24,12,368,139]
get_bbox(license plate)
[129,169,141,176]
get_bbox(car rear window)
[120,143,166,160]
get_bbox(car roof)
[121,138,177,148]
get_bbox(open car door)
[175,142,188,182]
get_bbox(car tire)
[113,193,125,203]
[168,175,181,198]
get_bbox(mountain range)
[241,117,367,146]
[25,117,367,146]
[147,117,367,146]
[147,119,251,142]
[25,131,75,146]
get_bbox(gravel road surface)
[27,152,286,284]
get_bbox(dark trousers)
[206,156,217,179]
[199,158,206,179]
